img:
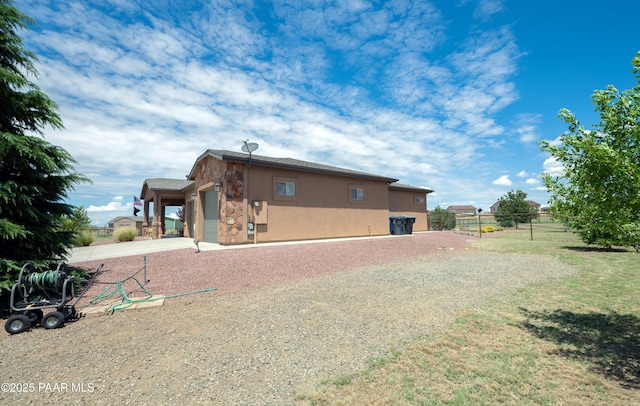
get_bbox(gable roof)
[107,216,143,224]
[187,149,399,183]
[389,182,434,193]
[446,205,477,211]
[143,178,194,192]
[139,178,195,201]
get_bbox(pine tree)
[0,0,89,292]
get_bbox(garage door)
[203,189,218,243]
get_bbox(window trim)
[273,176,298,201]
[277,181,296,197]
[348,184,367,204]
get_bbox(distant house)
[139,149,434,244]
[106,216,144,235]
[150,215,184,234]
[490,200,541,213]
[446,205,477,215]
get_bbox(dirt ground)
[0,231,573,405]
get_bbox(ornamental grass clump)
[74,231,95,246]
[113,227,138,242]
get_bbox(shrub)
[430,207,456,230]
[113,226,138,242]
[66,265,91,291]
[74,231,95,246]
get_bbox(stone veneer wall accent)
[220,162,244,244]
[193,156,246,244]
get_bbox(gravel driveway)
[0,232,574,405]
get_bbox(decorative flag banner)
[133,195,142,216]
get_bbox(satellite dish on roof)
[241,139,259,167]
[241,141,259,153]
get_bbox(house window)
[273,176,298,201]
[350,187,364,201]
[276,181,296,197]
[415,196,426,205]
[349,184,366,203]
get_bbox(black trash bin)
[404,216,416,234]
[389,216,407,235]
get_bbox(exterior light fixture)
[190,193,196,201]
[214,183,221,192]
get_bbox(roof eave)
[188,150,398,183]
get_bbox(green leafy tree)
[539,52,640,251]
[0,0,90,292]
[61,206,95,246]
[60,206,92,234]
[429,206,456,230]
[495,189,538,229]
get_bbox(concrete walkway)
[68,237,215,263]
[68,234,412,263]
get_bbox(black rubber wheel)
[62,306,77,320]
[41,311,65,329]
[25,309,44,325]
[5,315,31,335]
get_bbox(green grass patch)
[297,227,640,405]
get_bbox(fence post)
[529,216,533,240]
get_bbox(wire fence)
[89,227,112,237]
[431,212,567,241]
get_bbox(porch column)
[152,191,162,239]
[142,199,151,237]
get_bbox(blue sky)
[15,0,640,226]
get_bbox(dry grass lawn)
[298,224,640,405]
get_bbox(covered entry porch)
[140,178,195,240]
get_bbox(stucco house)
[490,200,541,213]
[446,205,477,215]
[106,216,144,235]
[139,150,433,245]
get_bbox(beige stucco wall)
[111,219,142,236]
[190,156,429,244]
[243,166,391,243]
[388,189,429,231]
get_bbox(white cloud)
[545,136,563,147]
[525,178,540,185]
[512,113,541,143]
[542,157,564,177]
[472,0,505,21]
[86,196,127,212]
[492,175,512,186]
[517,170,528,177]
[15,0,547,224]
